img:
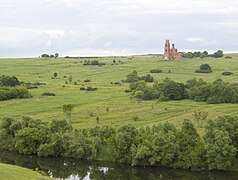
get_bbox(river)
[0,150,237,180]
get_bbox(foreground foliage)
[0,116,238,171]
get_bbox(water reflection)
[0,150,237,180]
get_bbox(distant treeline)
[41,53,59,58]
[65,56,102,59]
[0,116,238,171]
[182,50,223,59]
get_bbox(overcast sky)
[0,0,238,57]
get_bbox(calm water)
[0,150,238,180]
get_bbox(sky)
[0,0,238,57]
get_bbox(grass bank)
[0,163,52,180]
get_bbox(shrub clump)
[125,70,154,83]
[150,69,162,73]
[0,75,20,87]
[80,86,97,91]
[41,92,56,96]
[84,79,91,83]
[83,60,106,66]
[195,64,212,73]
[86,86,97,91]
[222,72,233,76]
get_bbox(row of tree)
[182,50,223,59]
[0,116,237,170]
[126,73,238,104]
[41,53,59,58]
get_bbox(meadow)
[1,54,238,134]
[0,163,51,180]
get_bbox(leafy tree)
[200,51,208,59]
[195,64,212,73]
[98,125,115,142]
[110,125,138,163]
[10,86,31,99]
[126,70,140,83]
[55,53,59,58]
[193,51,201,58]
[53,72,58,78]
[96,116,100,125]
[0,117,21,150]
[50,119,72,133]
[193,109,208,127]
[182,52,194,58]
[41,54,50,58]
[129,81,147,91]
[91,60,100,65]
[15,127,49,154]
[140,74,154,82]
[205,130,236,170]
[200,64,212,71]
[154,78,188,100]
[205,116,238,149]
[63,104,75,120]
[213,50,223,58]
[0,75,20,86]
[175,119,201,168]
[68,75,73,83]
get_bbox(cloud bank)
[0,0,238,57]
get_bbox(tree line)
[125,71,238,104]
[0,115,237,171]
[182,50,223,59]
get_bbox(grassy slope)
[0,55,238,134]
[0,163,51,180]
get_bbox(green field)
[0,163,51,180]
[1,55,238,133]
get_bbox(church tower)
[163,39,182,60]
[163,39,170,60]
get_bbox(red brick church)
[163,39,182,60]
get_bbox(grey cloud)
[0,0,238,57]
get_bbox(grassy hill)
[0,163,51,180]
[1,54,238,134]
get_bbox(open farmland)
[1,55,238,134]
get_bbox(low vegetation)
[222,72,233,76]
[41,92,56,96]
[150,69,162,73]
[83,60,106,66]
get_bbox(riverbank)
[0,163,52,180]
[1,150,238,180]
